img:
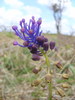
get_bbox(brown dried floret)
[55,61,63,69]
[45,74,52,83]
[62,83,70,88]
[32,67,41,74]
[56,88,65,97]
[33,80,41,86]
[62,73,69,79]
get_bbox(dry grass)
[0,32,75,100]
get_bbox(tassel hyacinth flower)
[12,17,56,100]
[12,17,55,61]
[12,16,55,61]
[12,16,72,100]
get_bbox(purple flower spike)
[37,18,42,25]
[29,29,33,34]
[44,37,48,42]
[12,16,43,48]
[32,16,35,19]
[43,42,49,51]
[50,41,55,50]
[20,28,25,33]
[12,26,17,30]
[13,41,18,45]
[22,18,25,23]
[32,54,40,61]
[20,21,22,27]
[23,41,29,46]
[36,36,44,44]
[31,19,35,24]
[30,44,37,54]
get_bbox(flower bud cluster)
[12,16,56,61]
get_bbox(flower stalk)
[48,82,52,100]
[12,16,56,100]
[44,53,50,73]
[44,53,52,100]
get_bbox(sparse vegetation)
[0,31,75,100]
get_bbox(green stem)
[44,53,50,73]
[43,53,52,100]
[48,82,52,100]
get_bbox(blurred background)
[0,0,75,100]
